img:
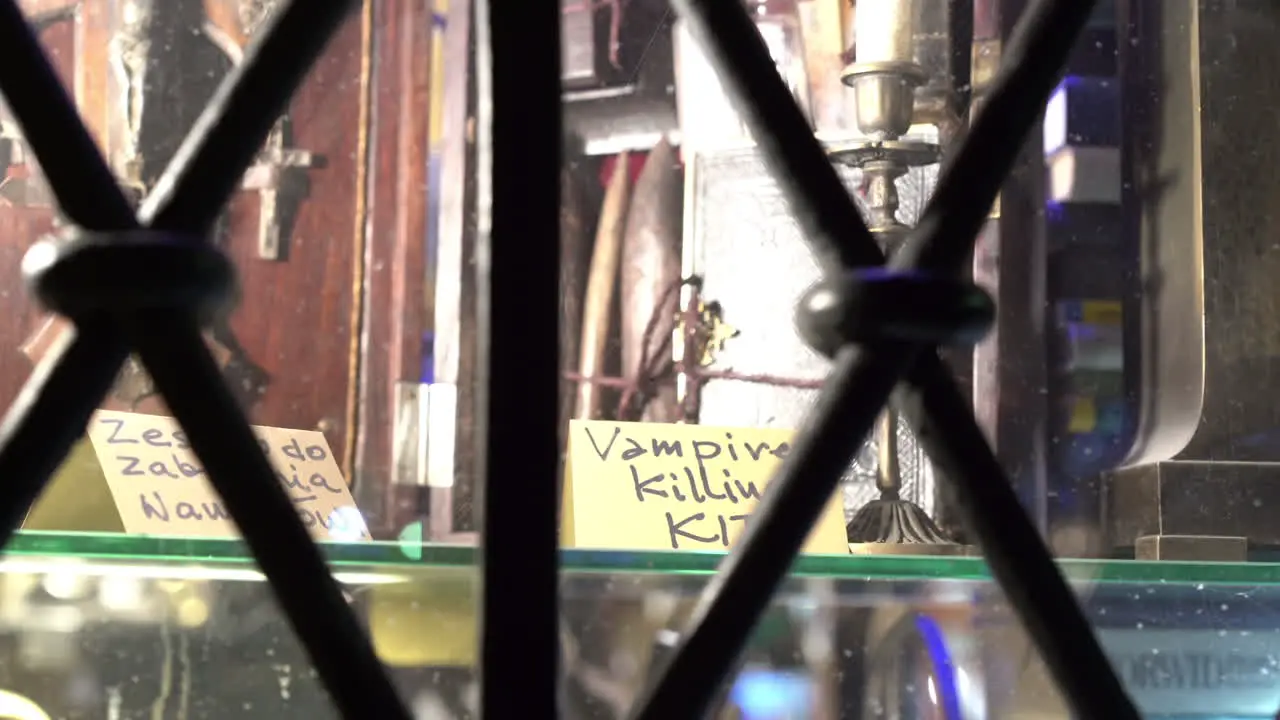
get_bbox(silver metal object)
[1102,0,1280,558]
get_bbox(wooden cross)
[202,6,317,261]
[241,117,315,260]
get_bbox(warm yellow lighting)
[155,579,188,594]
[176,596,210,628]
[0,690,50,720]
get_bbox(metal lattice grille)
[0,0,1205,717]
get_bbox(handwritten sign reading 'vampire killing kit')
[563,420,848,554]
[24,411,370,541]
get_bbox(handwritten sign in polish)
[24,410,369,541]
[563,420,848,554]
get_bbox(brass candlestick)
[832,0,966,556]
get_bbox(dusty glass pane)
[0,0,1275,717]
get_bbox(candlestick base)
[846,496,961,549]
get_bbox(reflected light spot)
[176,596,209,628]
[0,689,51,720]
[19,243,56,281]
[327,506,369,542]
[730,670,811,720]
[41,572,90,601]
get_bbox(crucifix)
[202,0,318,261]
[242,116,316,260]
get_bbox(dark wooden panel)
[103,3,367,465]
[0,1,432,536]
[215,17,366,443]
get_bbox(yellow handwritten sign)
[24,411,370,541]
[564,420,848,554]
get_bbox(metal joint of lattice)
[0,1,410,718]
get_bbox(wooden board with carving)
[0,0,432,537]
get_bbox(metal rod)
[874,410,901,498]
[476,0,561,716]
[0,1,410,717]
[631,0,1139,718]
[0,322,131,544]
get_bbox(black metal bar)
[0,321,131,540]
[0,2,411,718]
[476,0,561,715]
[631,1,1139,719]
[126,314,411,719]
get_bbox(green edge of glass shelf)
[6,529,1280,586]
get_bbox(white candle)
[854,0,915,64]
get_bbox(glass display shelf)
[24,526,1280,582]
[0,530,1274,719]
